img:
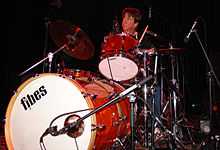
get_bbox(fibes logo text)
[20,85,47,110]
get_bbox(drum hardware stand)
[135,24,162,149]
[137,84,187,150]
[141,50,150,148]
[168,44,191,149]
[151,50,159,150]
[137,26,151,148]
[156,54,197,149]
[134,45,157,149]
[153,47,187,149]
[19,44,66,76]
[137,48,160,150]
[169,52,178,149]
[169,51,197,149]
[127,92,136,150]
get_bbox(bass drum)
[5,73,130,150]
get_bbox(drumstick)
[138,25,148,45]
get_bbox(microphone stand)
[128,92,136,150]
[193,30,220,136]
[19,45,66,76]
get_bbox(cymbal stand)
[140,50,159,150]
[150,50,159,150]
[136,24,154,148]
[42,17,50,73]
[19,45,66,76]
[142,50,150,148]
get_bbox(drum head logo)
[20,85,47,110]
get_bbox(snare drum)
[5,73,130,150]
[99,33,138,82]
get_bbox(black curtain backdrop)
[3,0,220,121]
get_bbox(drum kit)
[4,20,193,150]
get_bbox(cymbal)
[49,20,95,60]
[158,47,186,54]
[102,33,138,52]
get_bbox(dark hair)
[122,7,142,23]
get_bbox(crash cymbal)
[158,47,186,54]
[49,20,95,60]
[102,33,138,52]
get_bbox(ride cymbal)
[49,20,95,60]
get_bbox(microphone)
[40,126,58,141]
[184,18,199,43]
[56,120,79,136]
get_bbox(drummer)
[102,6,161,122]
[120,7,162,131]
[103,7,155,49]
[121,7,142,39]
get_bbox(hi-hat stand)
[135,47,187,150]
[152,50,187,149]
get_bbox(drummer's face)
[122,13,138,33]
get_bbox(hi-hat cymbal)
[158,47,186,54]
[49,20,95,60]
